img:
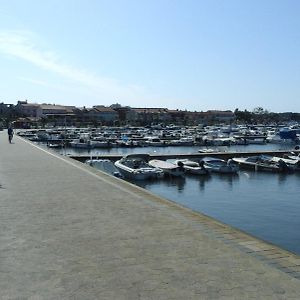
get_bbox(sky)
[0,0,299,113]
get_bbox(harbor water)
[52,143,300,255]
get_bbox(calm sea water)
[52,143,300,255]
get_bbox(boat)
[148,159,185,177]
[201,157,239,174]
[270,156,300,172]
[90,137,113,148]
[69,138,93,149]
[232,155,293,173]
[175,137,195,146]
[114,154,164,180]
[198,148,215,153]
[47,142,64,148]
[70,133,93,149]
[86,159,123,178]
[168,137,194,146]
[145,137,167,147]
[174,159,210,175]
[284,149,300,161]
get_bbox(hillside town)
[1,100,300,129]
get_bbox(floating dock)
[69,149,300,162]
[1,132,300,299]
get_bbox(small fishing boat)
[201,157,239,174]
[148,159,185,177]
[114,154,164,180]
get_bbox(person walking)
[7,126,14,143]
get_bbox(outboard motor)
[277,159,291,173]
[177,161,185,171]
[199,160,205,169]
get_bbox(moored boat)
[201,157,239,174]
[148,159,185,177]
[174,159,210,175]
[86,159,123,178]
[232,155,293,173]
[114,154,164,180]
[270,156,300,172]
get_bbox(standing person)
[7,126,14,143]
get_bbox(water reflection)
[277,173,289,185]
[165,177,186,192]
[198,175,212,191]
[213,173,239,189]
[133,176,186,192]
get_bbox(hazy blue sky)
[0,0,299,112]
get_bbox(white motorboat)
[145,137,167,147]
[232,155,293,173]
[69,138,93,149]
[70,133,93,148]
[114,154,164,180]
[201,157,239,174]
[284,150,300,161]
[270,156,300,172]
[90,140,113,148]
[198,148,215,154]
[148,159,185,177]
[47,142,64,148]
[174,159,210,175]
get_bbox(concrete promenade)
[1,131,300,299]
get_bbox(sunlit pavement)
[1,131,300,299]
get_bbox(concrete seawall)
[1,132,300,299]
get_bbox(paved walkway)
[1,131,300,299]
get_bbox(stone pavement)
[1,130,300,299]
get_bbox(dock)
[69,149,300,163]
[1,131,300,299]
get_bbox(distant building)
[168,109,186,124]
[16,100,42,118]
[206,110,235,124]
[11,100,236,127]
[39,104,76,124]
[76,105,118,125]
[129,108,171,125]
[93,105,118,124]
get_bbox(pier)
[69,149,300,163]
[1,132,300,299]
